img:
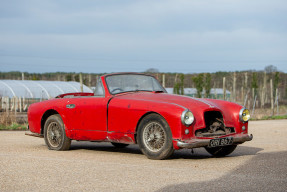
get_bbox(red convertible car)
[27,73,252,160]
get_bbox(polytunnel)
[0,80,93,99]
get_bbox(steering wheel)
[111,88,124,94]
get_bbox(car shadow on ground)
[170,146,263,160]
[69,141,143,155]
[156,151,287,192]
[69,141,263,160]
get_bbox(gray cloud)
[0,0,286,73]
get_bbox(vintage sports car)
[27,73,252,160]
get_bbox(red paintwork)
[28,73,250,150]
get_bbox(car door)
[64,96,109,141]
[63,79,109,141]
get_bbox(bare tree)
[264,65,278,73]
[145,68,159,73]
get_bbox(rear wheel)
[205,145,237,157]
[44,114,71,151]
[137,114,174,160]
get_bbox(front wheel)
[204,145,237,157]
[44,114,71,151]
[137,114,174,160]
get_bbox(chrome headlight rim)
[181,109,194,126]
[239,107,250,122]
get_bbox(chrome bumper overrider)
[177,134,253,149]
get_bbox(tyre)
[111,142,129,148]
[44,114,71,151]
[204,145,237,157]
[137,114,174,160]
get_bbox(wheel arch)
[134,111,167,144]
[41,109,59,135]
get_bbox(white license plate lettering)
[209,137,233,147]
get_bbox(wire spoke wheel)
[44,114,71,151]
[143,122,166,152]
[47,122,63,148]
[137,114,174,160]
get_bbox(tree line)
[1,65,286,108]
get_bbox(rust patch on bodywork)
[107,132,135,144]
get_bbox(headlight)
[239,108,250,122]
[181,109,194,126]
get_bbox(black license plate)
[208,137,233,148]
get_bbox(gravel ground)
[0,120,286,192]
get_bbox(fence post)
[10,97,14,112]
[233,72,236,102]
[174,73,178,84]
[162,74,166,88]
[252,95,257,116]
[15,97,18,114]
[88,74,92,88]
[4,97,7,111]
[8,97,11,111]
[261,72,267,108]
[80,73,83,92]
[24,98,28,112]
[223,77,226,100]
[276,88,279,115]
[19,97,22,112]
[0,97,2,111]
[270,79,274,116]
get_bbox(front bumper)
[176,134,253,149]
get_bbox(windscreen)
[106,74,166,94]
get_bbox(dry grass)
[250,105,287,120]
[0,111,27,130]
[0,111,17,126]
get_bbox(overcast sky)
[0,0,286,73]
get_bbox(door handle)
[66,104,75,109]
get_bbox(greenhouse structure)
[0,80,93,112]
